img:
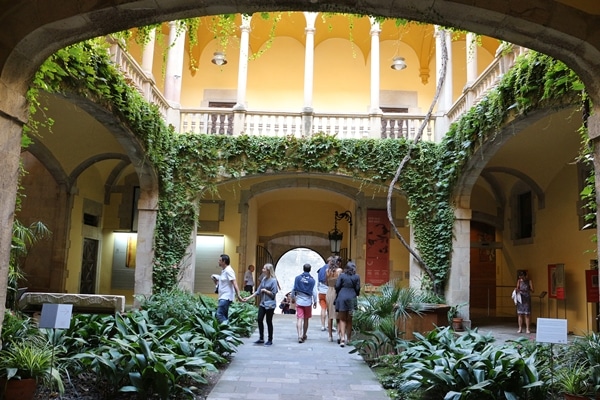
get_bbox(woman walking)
[334,261,361,347]
[326,256,342,342]
[243,263,278,346]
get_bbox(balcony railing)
[447,45,527,123]
[180,110,435,140]
[108,37,523,142]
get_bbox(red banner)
[365,209,390,285]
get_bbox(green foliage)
[380,327,544,400]
[56,291,256,399]
[32,40,583,296]
[7,220,51,310]
[0,313,65,393]
[352,281,436,360]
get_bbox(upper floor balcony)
[109,38,524,142]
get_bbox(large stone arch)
[2,0,600,323]
[237,176,368,273]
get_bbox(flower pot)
[452,317,464,332]
[0,378,37,400]
[564,394,589,400]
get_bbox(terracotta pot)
[452,317,464,332]
[0,378,37,400]
[564,394,589,400]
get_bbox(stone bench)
[18,292,126,314]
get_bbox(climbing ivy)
[30,39,584,294]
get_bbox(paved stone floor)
[205,313,545,400]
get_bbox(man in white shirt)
[216,254,242,324]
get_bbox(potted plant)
[0,340,64,400]
[555,364,591,400]
[0,310,64,399]
[447,302,467,332]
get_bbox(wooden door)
[470,221,497,316]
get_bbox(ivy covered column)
[589,111,600,304]
[446,207,471,324]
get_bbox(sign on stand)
[39,303,73,329]
[535,318,567,344]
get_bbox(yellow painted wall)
[498,163,595,333]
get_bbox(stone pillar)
[233,15,252,135]
[163,21,185,106]
[0,93,26,330]
[589,111,600,304]
[178,221,197,293]
[369,18,383,138]
[466,32,478,86]
[133,186,159,308]
[446,207,471,322]
[302,12,318,136]
[141,28,156,78]
[434,26,452,141]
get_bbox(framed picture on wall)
[548,263,565,300]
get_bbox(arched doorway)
[274,247,324,314]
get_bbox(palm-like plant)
[7,220,51,310]
[352,280,433,360]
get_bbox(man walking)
[216,254,242,324]
[291,263,317,343]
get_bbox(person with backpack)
[291,263,317,343]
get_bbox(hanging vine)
[30,34,584,293]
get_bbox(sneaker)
[320,326,326,331]
[254,339,264,344]
[264,341,272,346]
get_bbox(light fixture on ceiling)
[391,56,407,70]
[211,51,227,66]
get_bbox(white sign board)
[39,303,73,329]
[535,318,568,344]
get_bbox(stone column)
[141,28,156,78]
[447,207,471,323]
[369,18,383,138]
[434,26,452,141]
[302,12,318,136]
[178,221,197,293]
[163,21,185,106]
[233,15,252,135]
[0,91,27,329]
[133,186,159,308]
[589,111,600,304]
[466,32,478,86]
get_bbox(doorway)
[470,221,497,317]
[80,238,99,294]
[274,248,325,313]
